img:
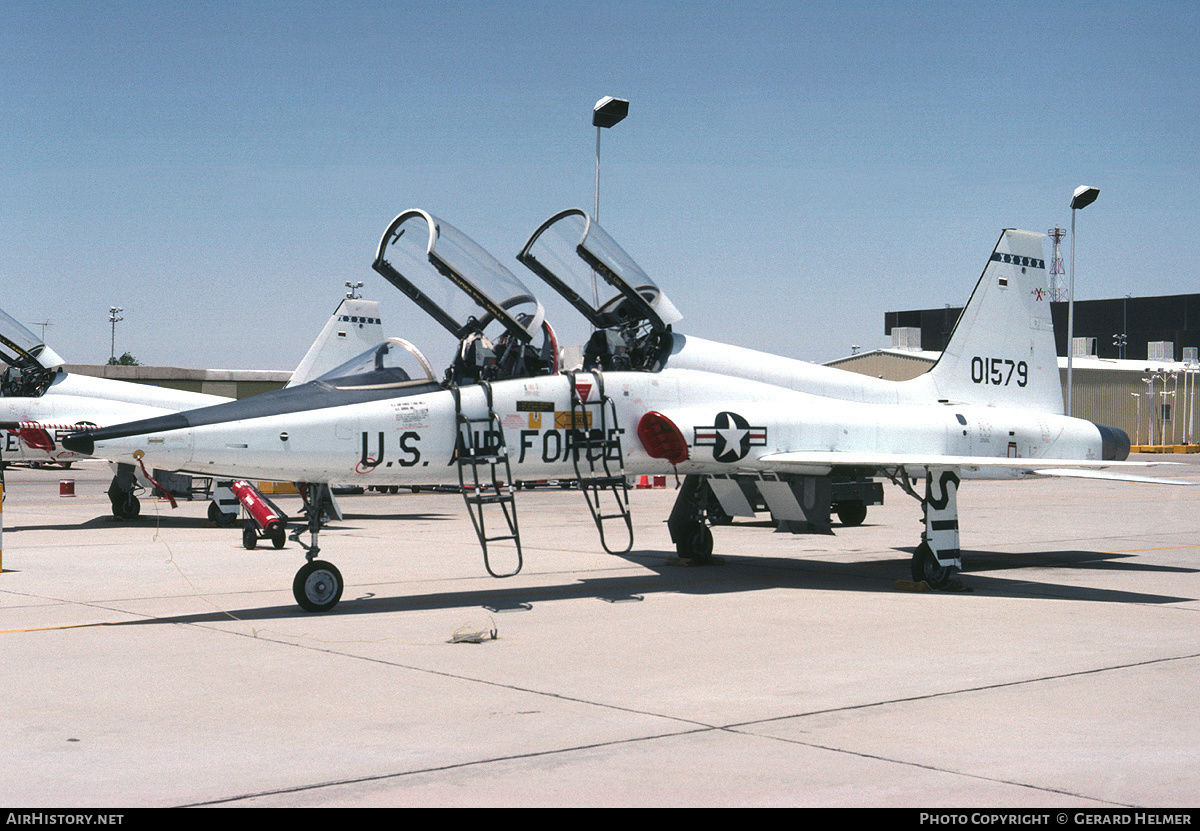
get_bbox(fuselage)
[74,367,1108,485]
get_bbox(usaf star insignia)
[694,411,767,463]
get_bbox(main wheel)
[835,500,868,527]
[676,522,714,564]
[911,542,950,588]
[208,502,237,526]
[112,493,140,520]
[293,560,343,612]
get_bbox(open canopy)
[0,308,65,397]
[373,209,545,345]
[0,308,65,372]
[518,208,681,332]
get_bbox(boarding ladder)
[568,370,633,554]
[452,382,523,577]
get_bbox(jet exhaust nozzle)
[1095,424,1131,461]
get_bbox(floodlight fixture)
[592,96,629,128]
[1071,185,1100,211]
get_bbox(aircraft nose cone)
[62,432,94,456]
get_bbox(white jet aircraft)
[2,291,383,518]
[64,209,1181,612]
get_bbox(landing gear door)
[518,208,682,332]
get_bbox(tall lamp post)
[592,96,628,223]
[1067,185,1100,416]
[591,96,629,309]
[108,306,123,364]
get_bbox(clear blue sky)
[3,0,1197,369]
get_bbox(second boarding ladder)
[452,382,522,577]
[568,370,633,554]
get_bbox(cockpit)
[364,207,684,386]
[0,308,66,398]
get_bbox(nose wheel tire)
[293,560,344,612]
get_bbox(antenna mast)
[1047,227,1068,301]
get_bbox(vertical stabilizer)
[909,230,1062,413]
[288,298,384,387]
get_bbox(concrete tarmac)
[2,459,1199,807]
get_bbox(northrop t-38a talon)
[64,208,1184,612]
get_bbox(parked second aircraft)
[2,291,384,518]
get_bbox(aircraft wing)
[756,451,1194,485]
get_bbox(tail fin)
[288,297,385,387]
[910,230,1062,413]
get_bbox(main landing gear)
[911,542,950,587]
[107,464,142,520]
[892,466,962,589]
[667,475,717,564]
[289,483,344,612]
[670,468,965,589]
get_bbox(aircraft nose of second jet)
[61,431,93,455]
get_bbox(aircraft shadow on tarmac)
[5,511,457,534]
[891,547,1198,605]
[94,543,1198,629]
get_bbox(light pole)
[1164,388,1177,447]
[1067,185,1099,416]
[1122,294,1130,360]
[1188,361,1198,445]
[1143,376,1156,446]
[1171,369,1182,445]
[592,96,628,223]
[591,96,628,310]
[108,306,123,364]
[1131,392,1141,447]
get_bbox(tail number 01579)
[971,356,1028,387]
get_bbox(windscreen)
[315,338,437,390]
